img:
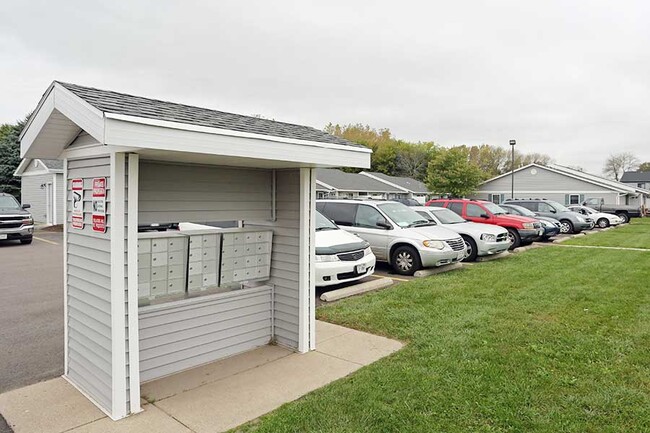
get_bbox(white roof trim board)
[20,81,371,169]
[14,158,64,176]
[481,163,648,196]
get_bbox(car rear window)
[319,202,357,226]
[448,202,463,215]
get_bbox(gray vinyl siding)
[66,156,113,413]
[248,169,301,349]
[68,131,100,148]
[138,161,273,225]
[20,172,53,223]
[138,286,272,382]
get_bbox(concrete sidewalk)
[0,321,403,433]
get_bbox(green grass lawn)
[236,246,650,433]
[564,218,650,249]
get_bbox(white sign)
[71,178,84,229]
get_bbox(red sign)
[71,178,84,229]
[92,177,107,233]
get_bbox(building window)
[569,194,580,205]
[358,191,368,196]
[489,194,504,204]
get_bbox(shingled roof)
[621,171,650,183]
[316,169,403,192]
[56,82,362,148]
[361,171,429,193]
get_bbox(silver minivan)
[316,200,467,275]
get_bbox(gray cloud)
[1,0,649,173]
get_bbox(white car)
[315,211,376,287]
[411,206,511,261]
[567,205,623,228]
[316,200,467,275]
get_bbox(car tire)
[617,212,630,224]
[461,235,478,262]
[597,218,609,228]
[506,228,521,250]
[391,245,421,276]
[20,238,33,245]
[559,220,574,234]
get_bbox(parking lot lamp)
[509,139,516,199]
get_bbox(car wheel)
[617,212,630,224]
[20,238,33,245]
[506,228,521,250]
[597,218,609,228]
[391,245,421,276]
[559,220,574,234]
[461,235,478,262]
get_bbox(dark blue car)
[500,204,561,241]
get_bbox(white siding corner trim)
[110,153,128,419]
[298,168,316,352]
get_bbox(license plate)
[355,264,366,274]
[0,234,7,240]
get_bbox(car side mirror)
[22,203,31,209]
[480,213,489,219]
[376,221,392,230]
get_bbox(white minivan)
[315,211,376,287]
[316,200,467,275]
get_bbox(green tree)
[0,116,28,199]
[426,147,483,197]
[638,162,650,172]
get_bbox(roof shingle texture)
[57,82,362,148]
[363,171,429,193]
[620,171,650,182]
[316,169,403,192]
[40,159,63,170]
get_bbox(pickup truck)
[581,198,641,223]
[0,193,34,244]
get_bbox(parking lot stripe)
[369,274,410,282]
[34,236,60,246]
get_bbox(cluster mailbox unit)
[19,81,371,420]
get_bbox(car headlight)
[480,233,496,242]
[576,216,585,222]
[22,218,34,225]
[522,222,535,229]
[423,240,445,249]
[363,247,372,256]
[315,254,340,262]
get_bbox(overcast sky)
[1,0,648,173]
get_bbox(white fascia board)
[20,91,56,158]
[105,113,371,155]
[13,159,31,176]
[316,180,336,190]
[359,172,410,192]
[104,117,371,169]
[53,84,105,143]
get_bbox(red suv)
[426,199,543,249]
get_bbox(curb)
[413,262,463,278]
[476,251,511,262]
[320,277,394,302]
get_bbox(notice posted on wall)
[92,177,107,233]
[71,178,84,229]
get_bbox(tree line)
[325,123,553,197]
[0,116,27,199]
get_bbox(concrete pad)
[0,378,106,433]
[316,320,353,344]
[142,345,292,401]
[154,351,361,433]
[476,251,511,262]
[320,277,393,302]
[67,404,191,433]
[414,262,462,278]
[316,328,403,366]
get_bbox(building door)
[45,182,53,225]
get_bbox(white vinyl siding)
[19,172,53,223]
[65,156,113,413]
[138,286,272,382]
[248,170,301,349]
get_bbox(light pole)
[509,139,516,199]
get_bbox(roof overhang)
[20,82,371,169]
[14,158,63,176]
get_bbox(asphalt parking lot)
[0,231,64,393]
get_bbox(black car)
[0,193,34,244]
[500,203,561,241]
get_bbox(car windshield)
[506,204,536,217]
[547,200,570,212]
[0,195,20,210]
[377,203,432,228]
[482,202,507,215]
[430,208,466,224]
[315,211,338,231]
